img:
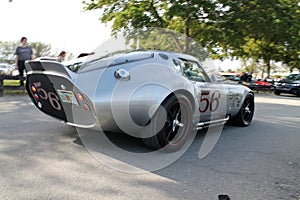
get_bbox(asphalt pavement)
[0,93,299,200]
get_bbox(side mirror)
[210,75,218,83]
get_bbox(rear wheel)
[231,94,254,127]
[141,94,192,151]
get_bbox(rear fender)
[128,83,172,126]
[25,60,75,78]
[25,61,97,128]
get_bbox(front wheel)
[291,89,300,96]
[274,90,281,96]
[231,94,255,127]
[141,94,193,151]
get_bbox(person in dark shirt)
[240,72,248,82]
[247,72,253,82]
[15,37,34,86]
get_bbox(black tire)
[274,90,281,96]
[231,94,254,127]
[141,94,193,151]
[291,89,299,96]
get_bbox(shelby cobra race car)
[25,50,254,150]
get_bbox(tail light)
[77,93,84,101]
[83,104,89,111]
[31,85,37,93]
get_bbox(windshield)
[66,28,209,72]
[286,74,300,80]
[0,64,8,68]
[64,49,137,72]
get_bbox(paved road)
[0,93,299,200]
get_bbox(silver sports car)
[25,50,254,150]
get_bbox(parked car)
[0,63,14,75]
[220,74,240,82]
[25,50,255,150]
[239,80,259,91]
[255,79,275,91]
[274,73,300,96]
[285,73,300,81]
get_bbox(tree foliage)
[0,41,18,63]
[0,41,56,63]
[84,0,219,54]
[84,0,300,77]
[216,0,300,76]
[30,42,54,58]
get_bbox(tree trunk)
[183,18,190,54]
[169,32,183,53]
[261,63,265,79]
[266,60,271,78]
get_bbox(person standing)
[247,72,253,82]
[240,72,248,82]
[56,51,66,62]
[15,37,34,86]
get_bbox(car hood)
[292,80,300,84]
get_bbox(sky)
[0,0,238,70]
[0,0,111,57]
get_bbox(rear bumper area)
[26,61,97,128]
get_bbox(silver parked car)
[25,50,254,150]
[0,63,14,75]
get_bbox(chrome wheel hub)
[172,112,184,132]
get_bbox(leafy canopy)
[84,0,300,75]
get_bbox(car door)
[178,59,227,122]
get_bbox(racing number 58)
[199,91,220,113]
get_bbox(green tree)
[0,40,57,63]
[30,42,54,58]
[280,0,300,72]
[84,0,300,77]
[215,0,300,77]
[0,41,18,63]
[84,0,220,55]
